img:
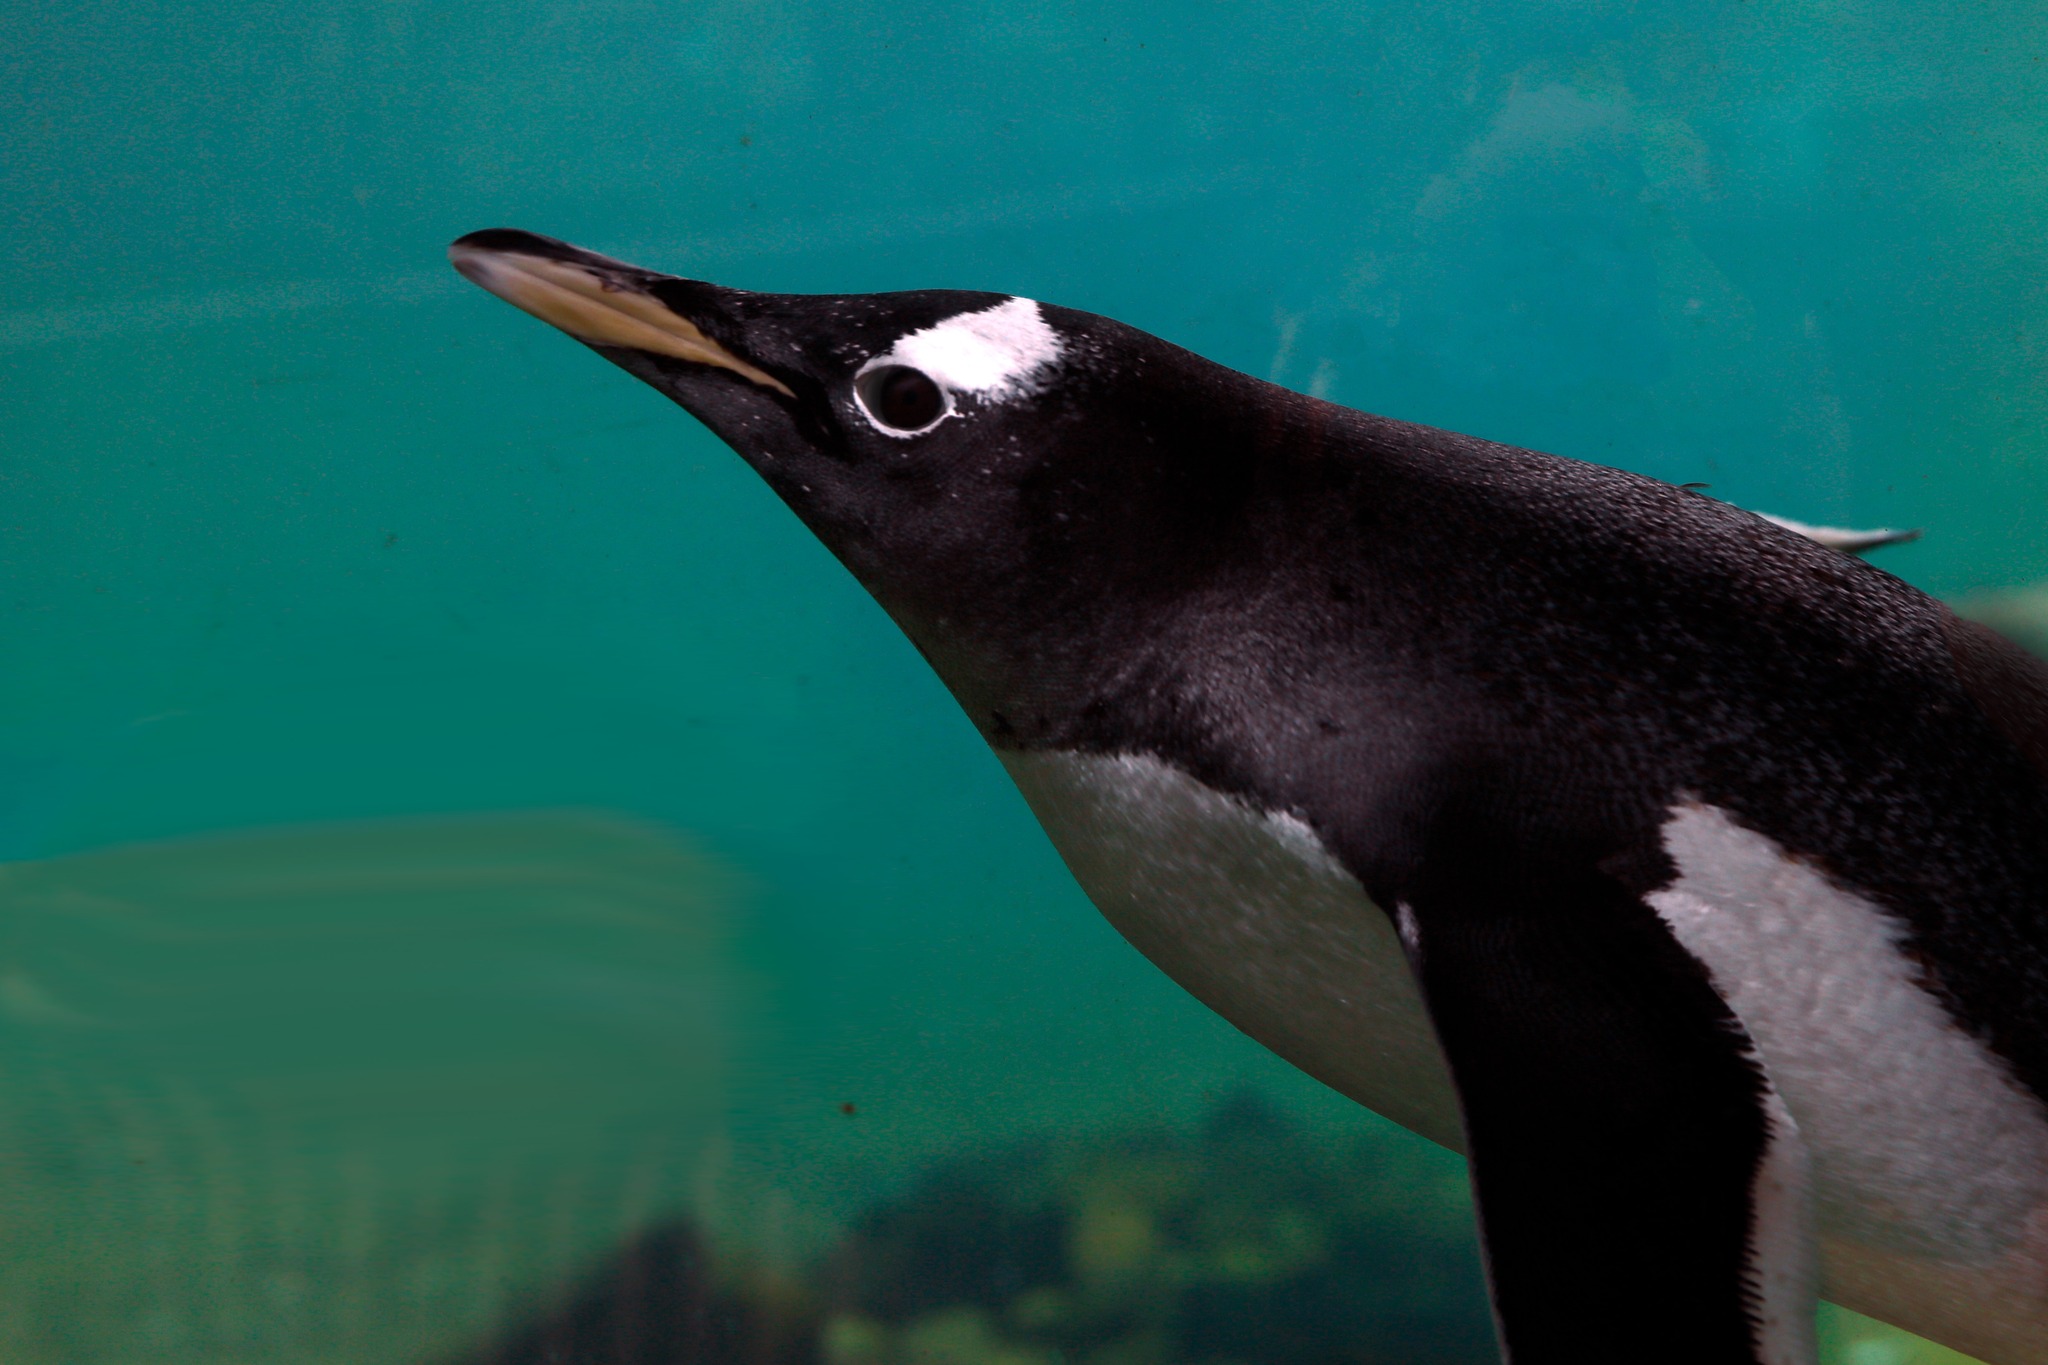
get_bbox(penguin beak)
[447,229,794,398]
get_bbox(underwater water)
[6,0,2047,1359]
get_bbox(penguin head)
[450,229,1273,723]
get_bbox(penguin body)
[450,230,2048,1365]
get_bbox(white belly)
[998,749,1461,1147]
[1001,749,2048,1364]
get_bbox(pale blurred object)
[1756,515,1923,556]
[0,811,737,1365]
[1953,584,2048,659]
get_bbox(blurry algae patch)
[457,1092,1986,1364]
[0,811,737,1365]
[463,1093,1495,1365]
[449,1221,816,1365]
[815,1093,1493,1365]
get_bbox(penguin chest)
[998,748,1463,1147]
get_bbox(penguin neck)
[856,386,1571,804]
[885,603,1112,753]
[871,401,1496,763]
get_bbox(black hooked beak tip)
[447,228,794,398]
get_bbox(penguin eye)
[855,365,948,433]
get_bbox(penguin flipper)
[1398,851,1813,1365]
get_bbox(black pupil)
[860,365,946,430]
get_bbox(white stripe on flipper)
[1646,803,2048,1267]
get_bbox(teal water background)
[7,0,2047,1359]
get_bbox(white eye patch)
[863,297,1062,403]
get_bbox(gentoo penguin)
[449,229,2048,1365]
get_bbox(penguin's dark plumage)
[450,229,2048,1365]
